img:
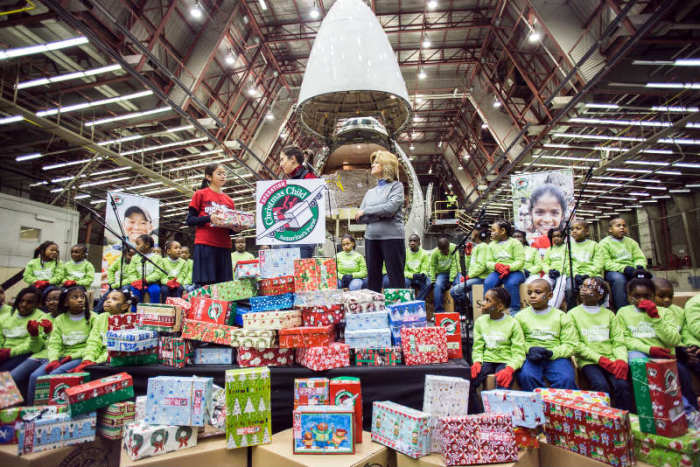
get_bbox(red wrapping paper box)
[330,377,362,444]
[187,296,234,325]
[438,414,518,466]
[300,304,345,327]
[294,257,338,293]
[108,313,137,330]
[65,372,134,415]
[258,276,295,296]
[181,319,234,346]
[279,325,335,348]
[401,326,448,366]
[237,347,295,367]
[296,343,350,371]
[435,312,462,359]
[165,296,191,316]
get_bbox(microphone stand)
[108,193,128,289]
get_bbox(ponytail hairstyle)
[58,285,91,322]
[34,241,59,267]
[488,286,511,309]
[11,286,41,314]
[494,219,513,237]
[137,234,155,250]
[112,287,137,310]
[200,163,223,189]
[547,227,565,243]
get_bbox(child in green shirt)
[484,220,526,314]
[470,287,525,412]
[62,244,95,289]
[127,234,164,305]
[430,237,458,314]
[542,228,568,309]
[682,295,700,381]
[160,240,188,301]
[230,237,255,268]
[180,246,195,293]
[450,225,489,310]
[23,241,64,289]
[570,277,634,411]
[107,248,136,290]
[514,230,543,282]
[516,279,578,391]
[404,234,431,300]
[0,286,10,317]
[337,234,367,290]
[566,220,605,309]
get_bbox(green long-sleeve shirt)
[23,258,64,285]
[231,251,255,267]
[107,256,136,288]
[161,257,189,284]
[598,236,646,273]
[429,244,458,282]
[569,305,627,368]
[183,259,193,286]
[404,248,430,279]
[542,244,567,274]
[515,306,577,360]
[31,314,54,360]
[523,246,543,275]
[0,309,49,357]
[614,305,681,355]
[126,253,164,284]
[336,250,367,279]
[683,295,700,347]
[486,238,525,272]
[63,260,96,288]
[570,239,603,277]
[47,312,94,361]
[467,243,490,279]
[472,314,526,370]
[83,312,112,364]
[0,304,10,318]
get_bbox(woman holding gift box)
[336,234,367,290]
[356,150,405,292]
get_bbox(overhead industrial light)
[552,132,700,146]
[669,189,691,193]
[119,136,208,156]
[418,69,427,80]
[247,87,259,97]
[79,176,130,188]
[265,112,274,120]
[85,106,171,127]
[409,144,415,151]
[259,0,268,10]
[673,162,700,169]
[310,4,320,19]
[528,31,542,43]
[225,50,236,65]
[166,125,195,133]
[168,157,235,172]
[16,152,43,162]
[43,157,97,171]
[539,155,601,162]
[74,194,90,200]
[0,115,23,125]
[90,166,131,176]
[36,90,153,117]
[493,99,501,108]
[633,58,700,66]
[569,117,673,128]
[422,38,431,48]
[16,64,122,90]
[625,160,669,166]
[427,1,438,9]
[190,1,203,19]
[437,141,443,148]
[98,134,144,146]
[481,123,488,129]
[646,82,700,89]
[0,36,88,61]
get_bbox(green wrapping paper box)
[225,367,271,449]
[65,372,134,416]
[383,288,415,305]
[190,280,257,301]
[630,358,687,437]
[630,414,700,467]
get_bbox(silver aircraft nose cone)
[297,0,411,139]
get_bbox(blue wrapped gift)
[17,411,96,454]
[249,293,294,312]
[344,328,392,349]
[345,311,389,332]
[259,248,300,278]
[389,318,427,346]
[234,305,252,326]
[105,329,159,352]
[145,376,213,426]
[192,347,233,365]
[387,300,427,322]
[481,389,545,428]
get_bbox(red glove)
[59,356,72,365]
[33,280,50,289]
[498,264,511,279]
[598,356,616,375]
[495,366,515,388]
[166,279,180,289]
[44,360,61,372]
[494,263,506,274]
[39,319,53,334]
[130,280,143,290]
[0,348,11,363]
[612,360,629,380]
[465,242,473,256]
[637,299,659,318]
[649,346,672,358]
[63,280,77,287]
[471,361,482,379]
[26,320,40,337]
[70,360,95,373]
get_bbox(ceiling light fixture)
[190,1,203,19]
[265,112,274,120]
[16,64,122,90]
[79,176,130,188]
[119,136,208,156]
[427,0,438,9]
[85,106,171,127]
[16,152,43,162]
[310,5,320,19]
[0,36,88,61]
[98,134,144,146]
[225,50,236,65]
[528,31,542,43]
[418,69,427,80]
[259,0,268,10]
[166,125,195,133]
[36,90,153,117]
[492,99,501,108]
[43,157,98,171]
[669,189,691,193]
[0,115,23,125]
[422,38,431,48]
[168,157,235,172]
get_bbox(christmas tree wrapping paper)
[294,289,344,307]
[108,349,158,366]
[300,304,345,327]
[631,358,688,437]
[423,375,470,452]
[230,328,277,348]
[249,293,295,312]
[294,377,329,410]
[435,312,462,359]
[242,309,301,330]
[371,400,431,459]
[481,389,544,429]
[0,372,23,409]
[630,414,700,467]
[145,376,212,427]
[0,405,68,443]
[108,313,137,330]
[192,346,233,365]
[279,325,335,348]
[136,303,182,332]
[345,328,392,349]
[188,296,236,326]
[190,280,257,301]
[437,414,518,466]
[105,329,159,352]
[258,276,295,296]
[97,401,134,440]
[224,367,271,449]
[293,405,355,454]
[345,310,389,331]
[534,387,610,406]
[34,372,90,406]
[330,376,362,444]
[353,347,403,366]
[16,411,95,455]
[294,258,338,293]
[181,319,236,346]
[342,289,386,314]
[123,421,198,460]
[383,288,415,305]
[296,343,350,371]
[401,326,448,365]
[65,372,134,416]
[259,247,299,279]
[237,347,294,367]
[234,259,259,280]
[158,336,192,368]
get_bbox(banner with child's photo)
[100,191,160,289]
[510,169,574,248]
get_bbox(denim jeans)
[160,285,184,302]
[450,278,484,309]
[11,358,45,401]
[0,354,30,372]
[405,275,431,300]
[484,271,525,314]
[337,278,365,290]
[605,271,629,310]
[433,272,451,314]
[518,357,577,391]
[581,364,635,412]
[28,358,83,405]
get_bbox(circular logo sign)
[52,383,70,405]
[260,182,319,243]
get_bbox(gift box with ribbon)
[215,208,255,230]
[97,401,135,440]
[0,405,68,443]
[234,259,259,280]
[181,319,235,346]
[294,377,329,410]
[435,312,462,359]
[230,328,277,349]
[534,387,610,406]
[294,289,344,307]
[188,296,235,326]
[401,326,448,366]
[630,414,700,467]
[107,313,137,331]
[279,325,335,348]
[437,414,518,466]
[330,376,362,444]
[300,304,345,327]
[65,372,134,416]
[105,329,159,352]
[423,375,470,453]
[123,421,198,460]
[136,303,181,332]
[342,289,386,314]
[242,309,301,330]
[225,367,271,449]
[383,288,415,305]
[371,401,431,459]
[158,336,192,368]
[249,293,295,312]
[145,376,213,427]
[33,372,89,406]
[296,343,350,371]
[259,248,300,279]
[192,346,233,365]
[631,358,687,438]
[16,411,95,455]
[345,310,389,331]
[353,347,403,366]
[237,347,294,367]
[190,280,257,301]
[481,389,545,429]
[294,257,338,293]
[344,328,392,349]
[258,275,295,296]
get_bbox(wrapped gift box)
[345,310,389,331]
[188,296,235,326]
[383,288,415,305]
[0,405,68,443]
[481,389,545,429]
[249,293,295,312]
[34,372,89,406]
[234,304,252,326]
[137,303,182,332]
[435,312,462,359]
[225,367,271,449]
[390,318,427,347]
[401,327,448,366]
[192,346,233,365]
[437,414,518,466]
[259,275,295,296]
[330,376,362,444]
[293,405,355,454]
[230,328,277,349]
[190,280,257,301]
[145,376,213,427]
[345,328,392,349]
[353,347,402,366]
[238,347,294,367]
[158,336,192,368]
[630,414,700,467]
[135,395,146,422]
[259,247,300,279]
[217,208,255,230]
[65,372,134,416]
[123,421,198,460]
[295,289,344,307]
[388,300,427,322]
[534,387,610,406]
[16,411,95,455]
[279,325,335,348]
[208,385,226,431]
[0,372,23,409]
[294,378,329,410]
[423,375,470,452]
[371,401,430,459]
[165,296,191,314]
[296,343,350,371]
[342,289,386,314]
[105,329,158,352]
[631,358,687,438]
[294,257,338,293]
[515,427,539,449]
[234,259,259,280]
[181,319,235,346]
[300,304,345,327]
[97,401,135,440]
[108,349,158,366]
[242,309,301,330]
[543,395,635,467]
[108,313,137,330]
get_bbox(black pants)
[365,238,405,292]
[581,364,636,412]
[468,361,507,413]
